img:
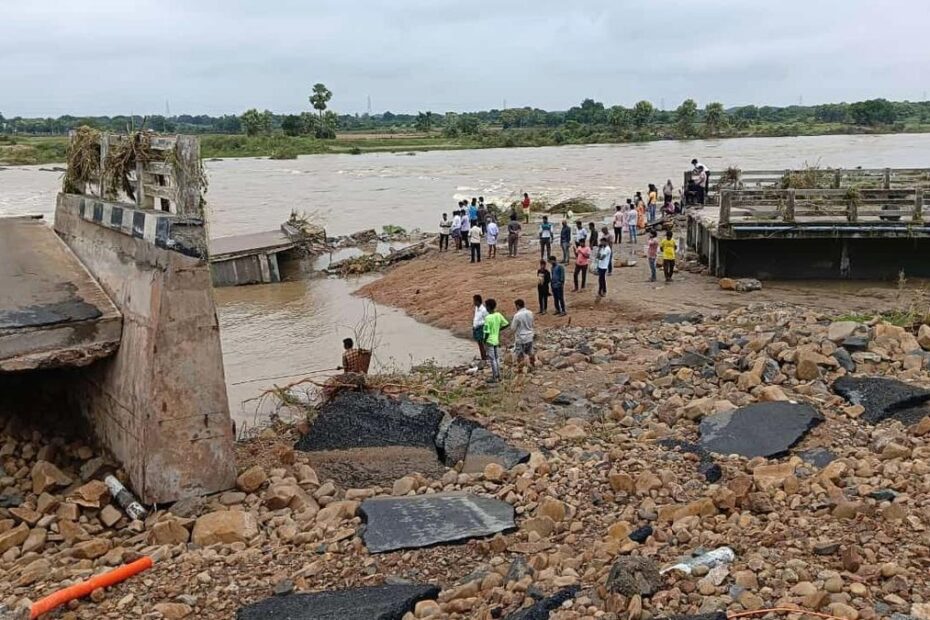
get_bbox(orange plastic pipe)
[30,556,153,619]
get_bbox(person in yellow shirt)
[659,230,677,282]
[647,183,658,222]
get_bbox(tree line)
[1,95,924,140]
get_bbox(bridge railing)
[684,167,930,202]
[718,188,926,226]
[67,131,203,218]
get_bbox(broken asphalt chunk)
[699,402,823,458]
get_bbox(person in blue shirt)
[548,255,567,316]
[468,198,478,224]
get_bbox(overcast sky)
[2,0,928,117]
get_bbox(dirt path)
[357,237,928,338]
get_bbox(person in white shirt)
[451,211,463,251]
[486,217,499,259]
[511,298,536,373]
[472,295,488,361]
[613,205,624,245]
[595,236,612,297]
[439,213,451,251]
[468,222,483,263]
[574,220,588,248]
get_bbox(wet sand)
[359,237,929,334]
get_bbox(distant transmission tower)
[165,99,170,117]
[503,98,507,110]
[660,97,665,111]
[367,95,372,116]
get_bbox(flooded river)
[3,133,929,420]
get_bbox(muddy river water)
[2,133,929,421]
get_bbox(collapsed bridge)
[0,131,235,504]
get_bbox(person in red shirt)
[572,238,590,291]
[522,192,531,224]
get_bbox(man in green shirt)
[482,298,509,382]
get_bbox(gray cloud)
[1,0,928,117]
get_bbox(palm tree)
[309,83,333,124]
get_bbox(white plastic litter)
[660,546,736,575]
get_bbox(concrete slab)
[0,217,121,371]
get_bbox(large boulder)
[832,375,930,424]
[700,402,823,458]
[236,584,440,620]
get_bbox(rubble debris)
[832,375,930,424]
[699,401,823,458]
[718,277,762,292]
[504,586,579,620]
[236,584,440,620]
[606,557,662,596]
[461,428,530,473]
[662,311,703,324]
[661,547,736,576]
[104,475,148,520]
[359,492,515,553]
[296,392,445,452]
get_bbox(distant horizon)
[3,1,928,118]
[4,95,929,122]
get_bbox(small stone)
[537,498,567,522]
[31,461,72,495]
[191,510,259,546]
[99,505,122,528]
[153,603,193,619]
[824,576,843,593]
[483,463,504,482]
[72,537,111,560]
[236,465,267,493]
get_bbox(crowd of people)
[444,176,692,382]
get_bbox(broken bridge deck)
[0,216,122,371]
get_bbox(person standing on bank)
[660,229,677,282]
[574,219,588,249]
[522,192,531,224]
[646,230,659,282]
[477,200,488,234]
[599,226,613,275]
[559,219,571,264]
[647,183,658,223]
[439,213,451,251]
[472,294,488,361]
[549,255,566,316]
[469,220,483,263]
[613,205,624,245]
[507,214,522,257]
[511,298,536,374]
[451,210,462,251]
[539,215,553,260]
[486,216,499,259]
[536,259,551,314]
[663,179,675,205]
[596,236,612,297]
[460,208,471,249]
[483,299,509,383]
[572,238,590,291]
